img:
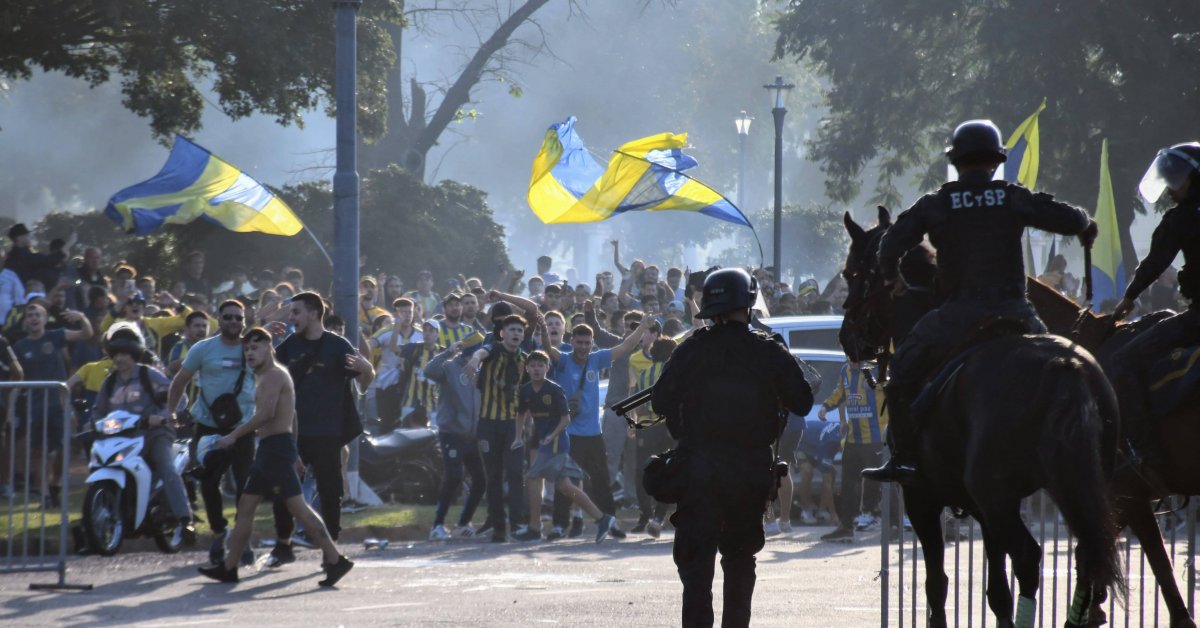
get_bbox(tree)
[1,1,402,140]
[774,0,1200,276]
[360,0,559,177]
[708,204,847,286]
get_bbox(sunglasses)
[222,314,245,322]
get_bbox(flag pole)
[302,224,334,267]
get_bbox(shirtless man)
[198,327,353,586]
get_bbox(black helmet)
[696,268,757,319]
[104,324,146,357]
[1138,142,1200,202]
[945,119,1007,165]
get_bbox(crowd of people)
[0,227,863,564]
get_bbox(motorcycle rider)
[862,119,1097,483]
[1109,142,1200,461]
[651,268,814,627]
[92,323,193,546]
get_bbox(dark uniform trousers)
[1110,307,1200,426]
[672,446,772,628]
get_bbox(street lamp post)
[333,0,362,343]
[735,111,753,213]
[763,76,794,282]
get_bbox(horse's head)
[839,206,895,363]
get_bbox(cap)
[24,292,46,304]
[461,331,485,350]
[7,223,29,240]
[423,319,441,332]
[666,300,684,312]
[442,291,463,304]
[127,291,147,305]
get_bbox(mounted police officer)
[863,119,1097,483]
[1108,142,1200,461]
[651,268,813,628]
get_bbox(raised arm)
[489,290,539,321]
[611,323,655,362]
[611,240,628,275]
[62,310,93,342]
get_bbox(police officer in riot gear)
[651,268,813,628]
[1108,142,1200,460]
[862,119,1097,483]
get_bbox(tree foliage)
[774,0,1200,273]
[2,1,402,140]
[26,168,511,296]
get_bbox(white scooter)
[82,411,190,555]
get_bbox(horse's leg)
[906,489,949,628]
[1002,512,1043,628]
[978,518,1018,628]
[1125,497,1196,627]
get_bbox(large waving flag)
[528,117,750,227]
[1091,138,1126,310]
[106,136,303,236]
[1003,100,1046,189]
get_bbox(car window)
[788,328,842,351]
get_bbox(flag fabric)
[1091,138,1127,310]
[528,117,750,227]
[1003,100,1046,190]
[106,136,303,236]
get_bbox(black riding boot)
[862,387,918,483]
[1115,371,1163,465]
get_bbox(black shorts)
[243,433,302,499]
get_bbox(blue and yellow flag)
[106,136,303,236]
[1091,138,1126,310]
[1003,100,1046,190]
[528,117,750,227]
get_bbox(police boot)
[1116,372,1163,466]
[862,389,918,484]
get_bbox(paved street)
[0,526,888,627]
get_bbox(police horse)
[840,207,1125,628]
[1028,277,1200,627]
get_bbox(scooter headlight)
[96,417,125,435]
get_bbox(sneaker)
[319,556,354,587]
[799,509,817,525]
[475,522,495,538]
[646,519,663,539]
[491,530,508,543]
[341,499,368,514]
[630,520,649,534]
[545,526,565,541]
[452,524,475,538]
[596,515,617,543]
[816,511,833,523]
[172,521,197,548]
[779,520,793,534]
[512,524,529,536]
[198,562,239,583]
[292,532,317,549]
[429,525,451,541]
[209,529,228,565]
[240,546,255,567]
[764,520,781,536]
[265,542,296,568]
[854,513,880,532]
[820,526,854,543]
[608,523,626,540]
[568,517,584,538]
[513,529,541,542]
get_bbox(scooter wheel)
[82,481,124,556]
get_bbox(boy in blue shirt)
[512,351,617,543]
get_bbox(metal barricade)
[2,382,91,590]
[880,486,1197,627]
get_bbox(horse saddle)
[911,317,1029,417]
[1147,343,1200,418]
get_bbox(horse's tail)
[1036,355,1127,602]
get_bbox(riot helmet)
[696,268,758,319]
[945,120,1007,166]
[1138,142,1200,202]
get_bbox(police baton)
[1083,241,1094,306]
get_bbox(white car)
[760,315,844,351]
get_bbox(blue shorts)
[243,434,302,499]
